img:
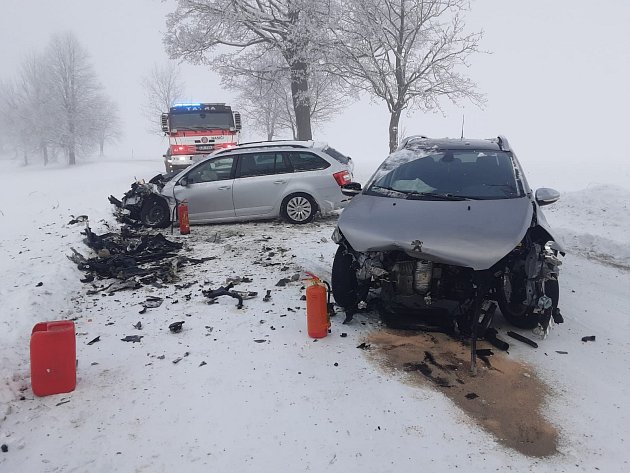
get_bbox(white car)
[145,141,353,226]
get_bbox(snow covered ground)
[1,158,629,472]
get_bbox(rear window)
[322,146,351,165]
[287,152,330,171]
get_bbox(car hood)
[338,194,534,270]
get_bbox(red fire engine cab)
[161,103,242,173]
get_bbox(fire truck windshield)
[169,112,234,131]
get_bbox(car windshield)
[170,111,234,130]
[366,149,522,200]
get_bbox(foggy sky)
[1,0,629,191]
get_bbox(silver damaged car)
[331,136,564,339]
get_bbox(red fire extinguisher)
[305,273,332,338]
[178,200,190,235]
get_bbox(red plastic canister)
[30,320,76,397]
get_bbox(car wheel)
[496,273,560,329]
[140,197,171,228]
[331,245,359,309]
[281,193,317,224]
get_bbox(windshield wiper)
[369,185,408,197]
[405,192,471,201]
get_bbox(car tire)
[140,197,171,228]
[497,275,559,329]
[281,193,317,224]
[331,245,359,310]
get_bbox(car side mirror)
[178,176,190,187]
[535,187,560,206]
[341,182,362,197]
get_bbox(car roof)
[398,135,510,152]
[215,140,329,155]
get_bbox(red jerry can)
[306,275,330,338]
[30,320,76,397]
[179,200,190,235]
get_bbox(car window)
[322,146,351,165]
[275,153,291,174]
[368,150,521,200]
[238,152,291,178]
[287,152,330,172]
[186,156,235,184]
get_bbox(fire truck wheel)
[281,193,317,224]
[140,197,171,228]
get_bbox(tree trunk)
[389,109,402,153]
[23,149,28,166]
[289,60,312,141]
[68,120,76,165]
[42,143,48,166]
[99,140,104,157]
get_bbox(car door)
[174,155,236,222]
[232,152,291,217]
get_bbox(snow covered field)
[1,158,629,472]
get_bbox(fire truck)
[161,103,242,173]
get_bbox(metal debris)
[506,331,539,348]
[169,321,185,333]
[581,335,596,342]
[121,335,143,343]
[87,336,100,345]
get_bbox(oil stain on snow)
[366,329,559,457]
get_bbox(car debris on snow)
[169,321,185,333]
[581,335,596,342]
[87,336,100,345]
[67,215,88,225]
[121,335,143,343]
[133,321,142,330]
[507,331,539,348]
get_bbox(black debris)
[263,290,272,302]
[199,361,207,367]
[424,351,437,366]
[87,336,100,346]
[68,215,88,225]
[172,357,182,364]
[143,296,163,308]
[169,321,185,333]
[581,335,596,342]
[275,278,290,287]
[334,362,339,367]
[465,393,479,400]
[175,281,197,290]
[133,321,142,330]
[80,274,95,283]
[121,335,143,343]
[555,350,569,354]
[356,342,370,350]
[506,331,538,348]
[36,282,43,287]
[485,328,509,351]
[1,444,8,453]
[253,339,266,343]
[138,307,147,314]
[552,308,564,324]
[475,348,494,357]
[300,295,306,301]
[55,399,71,406]
[340,333,348,338]
[287,307,296,312]
[202,283,244,308]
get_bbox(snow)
[1,158,630,472]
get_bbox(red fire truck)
[161,103,242,173]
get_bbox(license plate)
[196,145,214,151]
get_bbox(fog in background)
[1,0,628,191]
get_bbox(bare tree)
[164,0,335,141]
[91,96,121,156]
[141,62,185,134]
[222,49,351,140]
[333,0,483,152]
[46,32,104,165]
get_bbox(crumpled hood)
[338,194,534,270]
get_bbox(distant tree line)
[0,32,120,166]
[164,0,484,152]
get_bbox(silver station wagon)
[145,141,354,225]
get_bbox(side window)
[186,156,235,184]
[275,153,291,174]
[287,152,330,172]
[238,152,288,177]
